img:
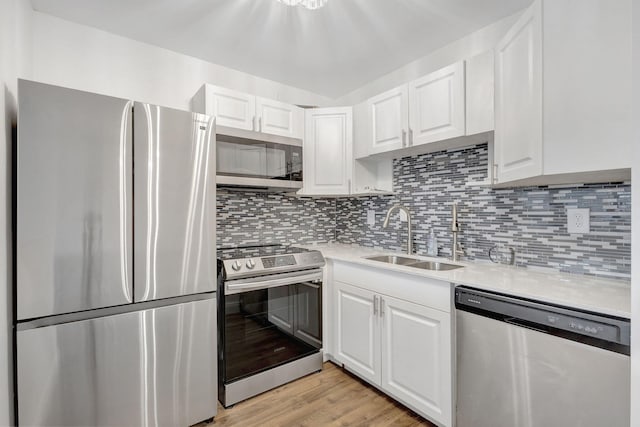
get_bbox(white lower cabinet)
[333,279,452,427]
[381,296,451,427]
[334,281,380,384]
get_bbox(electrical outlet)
[367,210,375,226]
[567,208,590,234]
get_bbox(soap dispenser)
[427,229,438,256]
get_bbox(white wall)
[30,11,332,111]
[631,0,639,424]
[0,0,32,424]
[331,12,519,106]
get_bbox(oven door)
[221,269,322,384]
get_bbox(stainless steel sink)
[409,261,464,271]
[365,255,421,265]
[364,255,464,271]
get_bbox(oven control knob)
[246,259,256,269]
[231,260,242,271]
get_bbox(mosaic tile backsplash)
[217,143,631,280]
[216,190,336,248]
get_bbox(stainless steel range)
[217,244,325,407]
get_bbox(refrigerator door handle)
[120,100,134,301]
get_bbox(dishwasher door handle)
[504,317,548,335]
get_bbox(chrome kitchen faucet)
[383,204,413,255]
[451,202,464,261]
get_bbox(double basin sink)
[364,255,464,271]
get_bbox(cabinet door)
[334,281,381,385]
[466,51,495,135]
[303,107,353,195]
[352,101,370,159]
[256,97,304,139]
[408,61,465,146]
[205,85,256,130]
[494,0,543,183]
[367,86,409,154]
[380,295,452,427]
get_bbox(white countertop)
[300,243,631,319]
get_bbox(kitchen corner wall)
[217,143,631,281]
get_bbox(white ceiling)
[30,0,532,98]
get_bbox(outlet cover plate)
[567,208,590,234]
[367,210,375,226]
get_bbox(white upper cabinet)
[362,61,475,157]
[255,96,304,139]
[192,84,304,138]
[495,1,543,183]
[408,61,465,147]
[352,101,370,160]
[367,86,409,155]
[494,0,631,185]
[302,107,353,195]
[466,50,495,136]
[199,85,255,131]
[302,105,393,197]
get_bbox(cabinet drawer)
[332,260,451,313]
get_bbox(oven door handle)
[299,281,321,290]
[225,269,323,295]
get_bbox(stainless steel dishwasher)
[455,286,631,427]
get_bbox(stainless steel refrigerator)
[15,80,217,426]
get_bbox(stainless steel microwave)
[216,125,303,191]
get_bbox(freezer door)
[17,297,217,426]
[17,80,133,320]
[134,103,216,302]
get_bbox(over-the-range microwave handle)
[224,269,323,295]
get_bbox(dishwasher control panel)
[545,313,612,339]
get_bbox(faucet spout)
[451,203,463,261]
[451,202,460,232]
[383,204,413,255]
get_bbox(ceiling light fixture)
[276,0,328,10]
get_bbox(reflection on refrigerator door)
[17,298,217,427]
[133,102,216,302]
[17,80,134,320]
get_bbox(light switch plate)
[567,208,590,234]
[367,210,375,226]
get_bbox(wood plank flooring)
[202,362,436,427]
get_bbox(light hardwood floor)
[202,362,436,427]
